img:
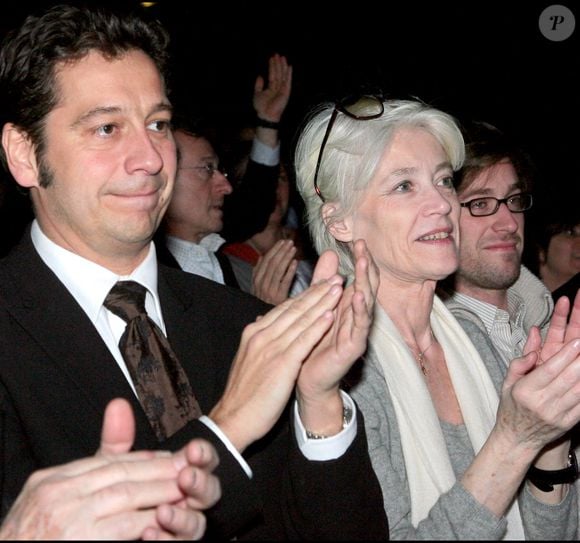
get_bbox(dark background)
[1,0,577,217]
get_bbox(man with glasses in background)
[439,121,555,366]
[158,54,292,289]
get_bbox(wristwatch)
[527,450,579,492]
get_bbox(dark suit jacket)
[0,229,388,540]
[154,233,241,289]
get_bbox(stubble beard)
[458,253,522,291]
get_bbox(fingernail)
[328,275,343,286]
[330,285,341,296]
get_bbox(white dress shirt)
[166,233,226,283]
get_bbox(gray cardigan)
[348,317,577,539]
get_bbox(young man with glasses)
[439,121,555,367]
[439,122,580,534]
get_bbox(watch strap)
[255,116,280,130]
[527,450,578,492]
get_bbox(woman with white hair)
[294,96,580,539]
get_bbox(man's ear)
[322,202,353,243]
[1,123,40,189]
[538,247,547,265]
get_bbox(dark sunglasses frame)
[313,95,384,202]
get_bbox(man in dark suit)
[0,4,388,540]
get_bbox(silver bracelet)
[305,404,353,440]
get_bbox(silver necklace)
[414,330,435,376]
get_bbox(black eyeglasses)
[460,192,533,217]
[313,95,384,201]
[178,163,229,182]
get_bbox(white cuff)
[251,137,280,166]
[199,415,253,478]
[294,391,357,461]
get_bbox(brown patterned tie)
[104,280,201,440]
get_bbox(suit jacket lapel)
[157,265,223,412]
[0,233,158,447]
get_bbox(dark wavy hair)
[0,3,171,170]
[454,120,536,196]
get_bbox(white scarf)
[370,296,524,539]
